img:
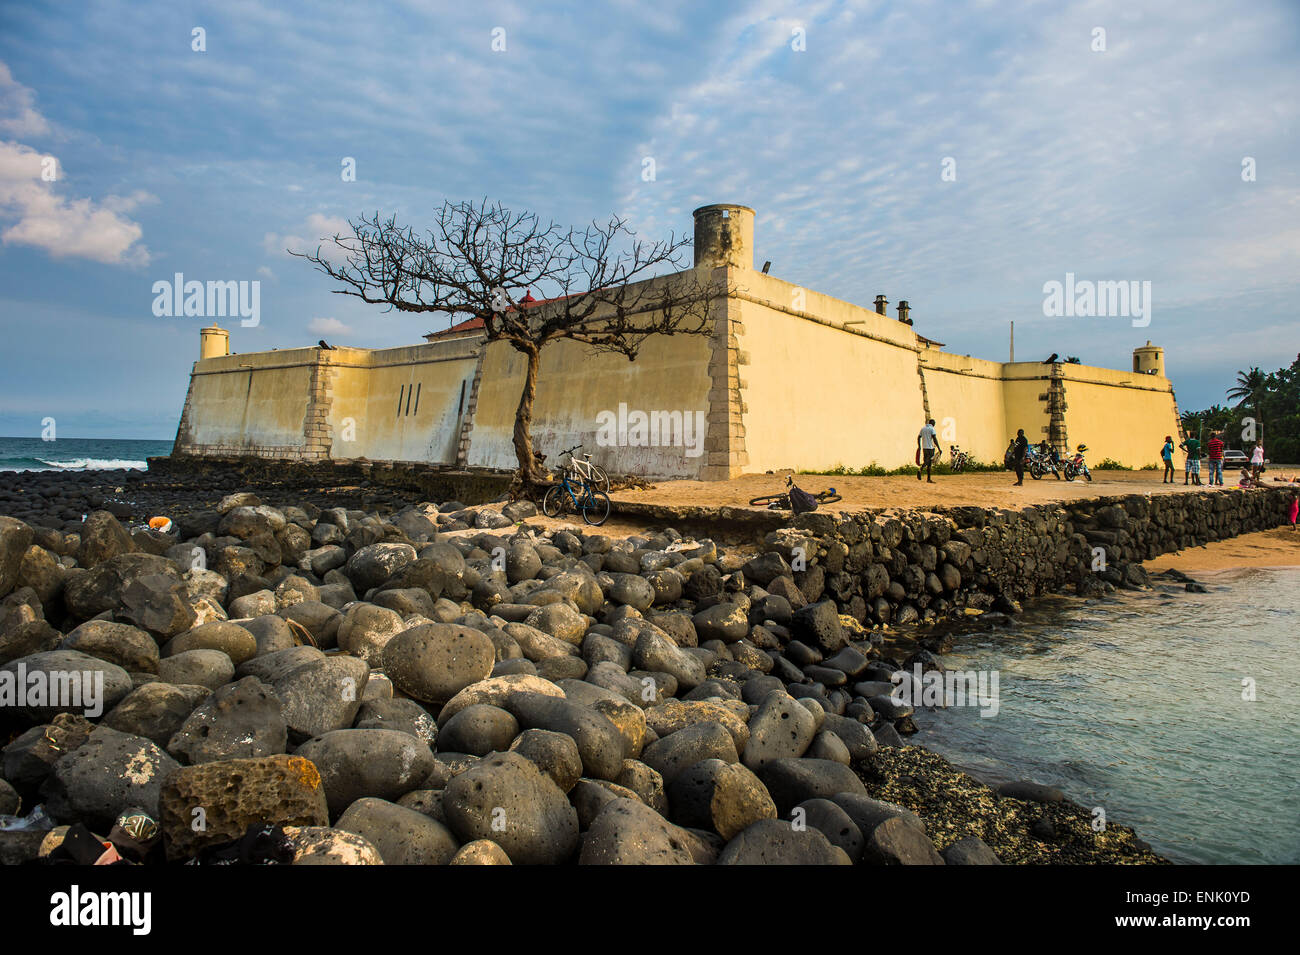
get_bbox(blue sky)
[0,0,1296,439]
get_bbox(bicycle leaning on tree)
[555,444,610,493]
[542,444,612,525]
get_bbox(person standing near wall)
[1207,431,1225,486]
[917,418,937,483]
[1180,433,1202,486]
[1012,428,1029,486]
[1161,435,1175,483]
[1251,442,1265,483]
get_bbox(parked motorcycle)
[949,445,973,472]
[1029,443,1063,480]
[1063,443,1093,482]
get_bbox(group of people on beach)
[914,420,1298,531]
[1162,432,1269,488]
[916,419,1290,495]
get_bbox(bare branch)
[296,198,735,479]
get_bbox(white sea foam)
[5,458,149,471]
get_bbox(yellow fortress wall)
[466,332,715,479]
[733,273,925,472]
[920,349,1010,465]
[172,204,1184,478]
[177,348,316,456]
[325,343,479,464]
[1058,364,1182,468]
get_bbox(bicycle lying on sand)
[748,475,842,510]
[541,449,611,525]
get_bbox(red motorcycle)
[1063,443,1092,482]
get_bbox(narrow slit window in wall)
[413,383,421,415]
[397,385,405,417]
[405,384,413,416]
[457,380,466,417]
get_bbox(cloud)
[611,0,1300,398]
[309,316,352,336]
[264,213,352,258]
[0,62,51,138]
[0,140,153,265]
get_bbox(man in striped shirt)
[1207,432,1225,486]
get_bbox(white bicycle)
[557,444,610,493]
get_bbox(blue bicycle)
[541,451,612,525]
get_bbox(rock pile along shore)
[2,479,1286,865]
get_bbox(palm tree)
[1227,367,1268,444]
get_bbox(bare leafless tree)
[293,199,726,481]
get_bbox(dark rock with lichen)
[855,746,1169,864]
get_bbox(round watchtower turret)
[693,204,755,270]
[1133,340,1164,377]
[200,325,230,361]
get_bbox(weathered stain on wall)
[466,312,716,478]
[325,342,479,464]
[181,348,316,458]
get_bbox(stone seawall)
[744,489,1292,628]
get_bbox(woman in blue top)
[1161,435,1175,484]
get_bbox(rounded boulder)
[382,623,495,706]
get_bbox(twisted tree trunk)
[511,344,542,483]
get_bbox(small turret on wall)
[200,325,230,360]
[693,204,755,270]
[1133,340,1165,377]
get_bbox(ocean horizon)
[0,436,174,472]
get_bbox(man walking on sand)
[1180,433,1201,486]
[917,418,937,483]
[1161,435,1175,483]
[1207,431,1225,486]
[1012,429,1029,485]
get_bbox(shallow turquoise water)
[913,567,1300,864]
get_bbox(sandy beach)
[1144,525,1300,571]
[524,468,1300,549]
[608,468,1300,513]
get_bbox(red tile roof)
[424,316,485,340]
[423,291,582,341]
